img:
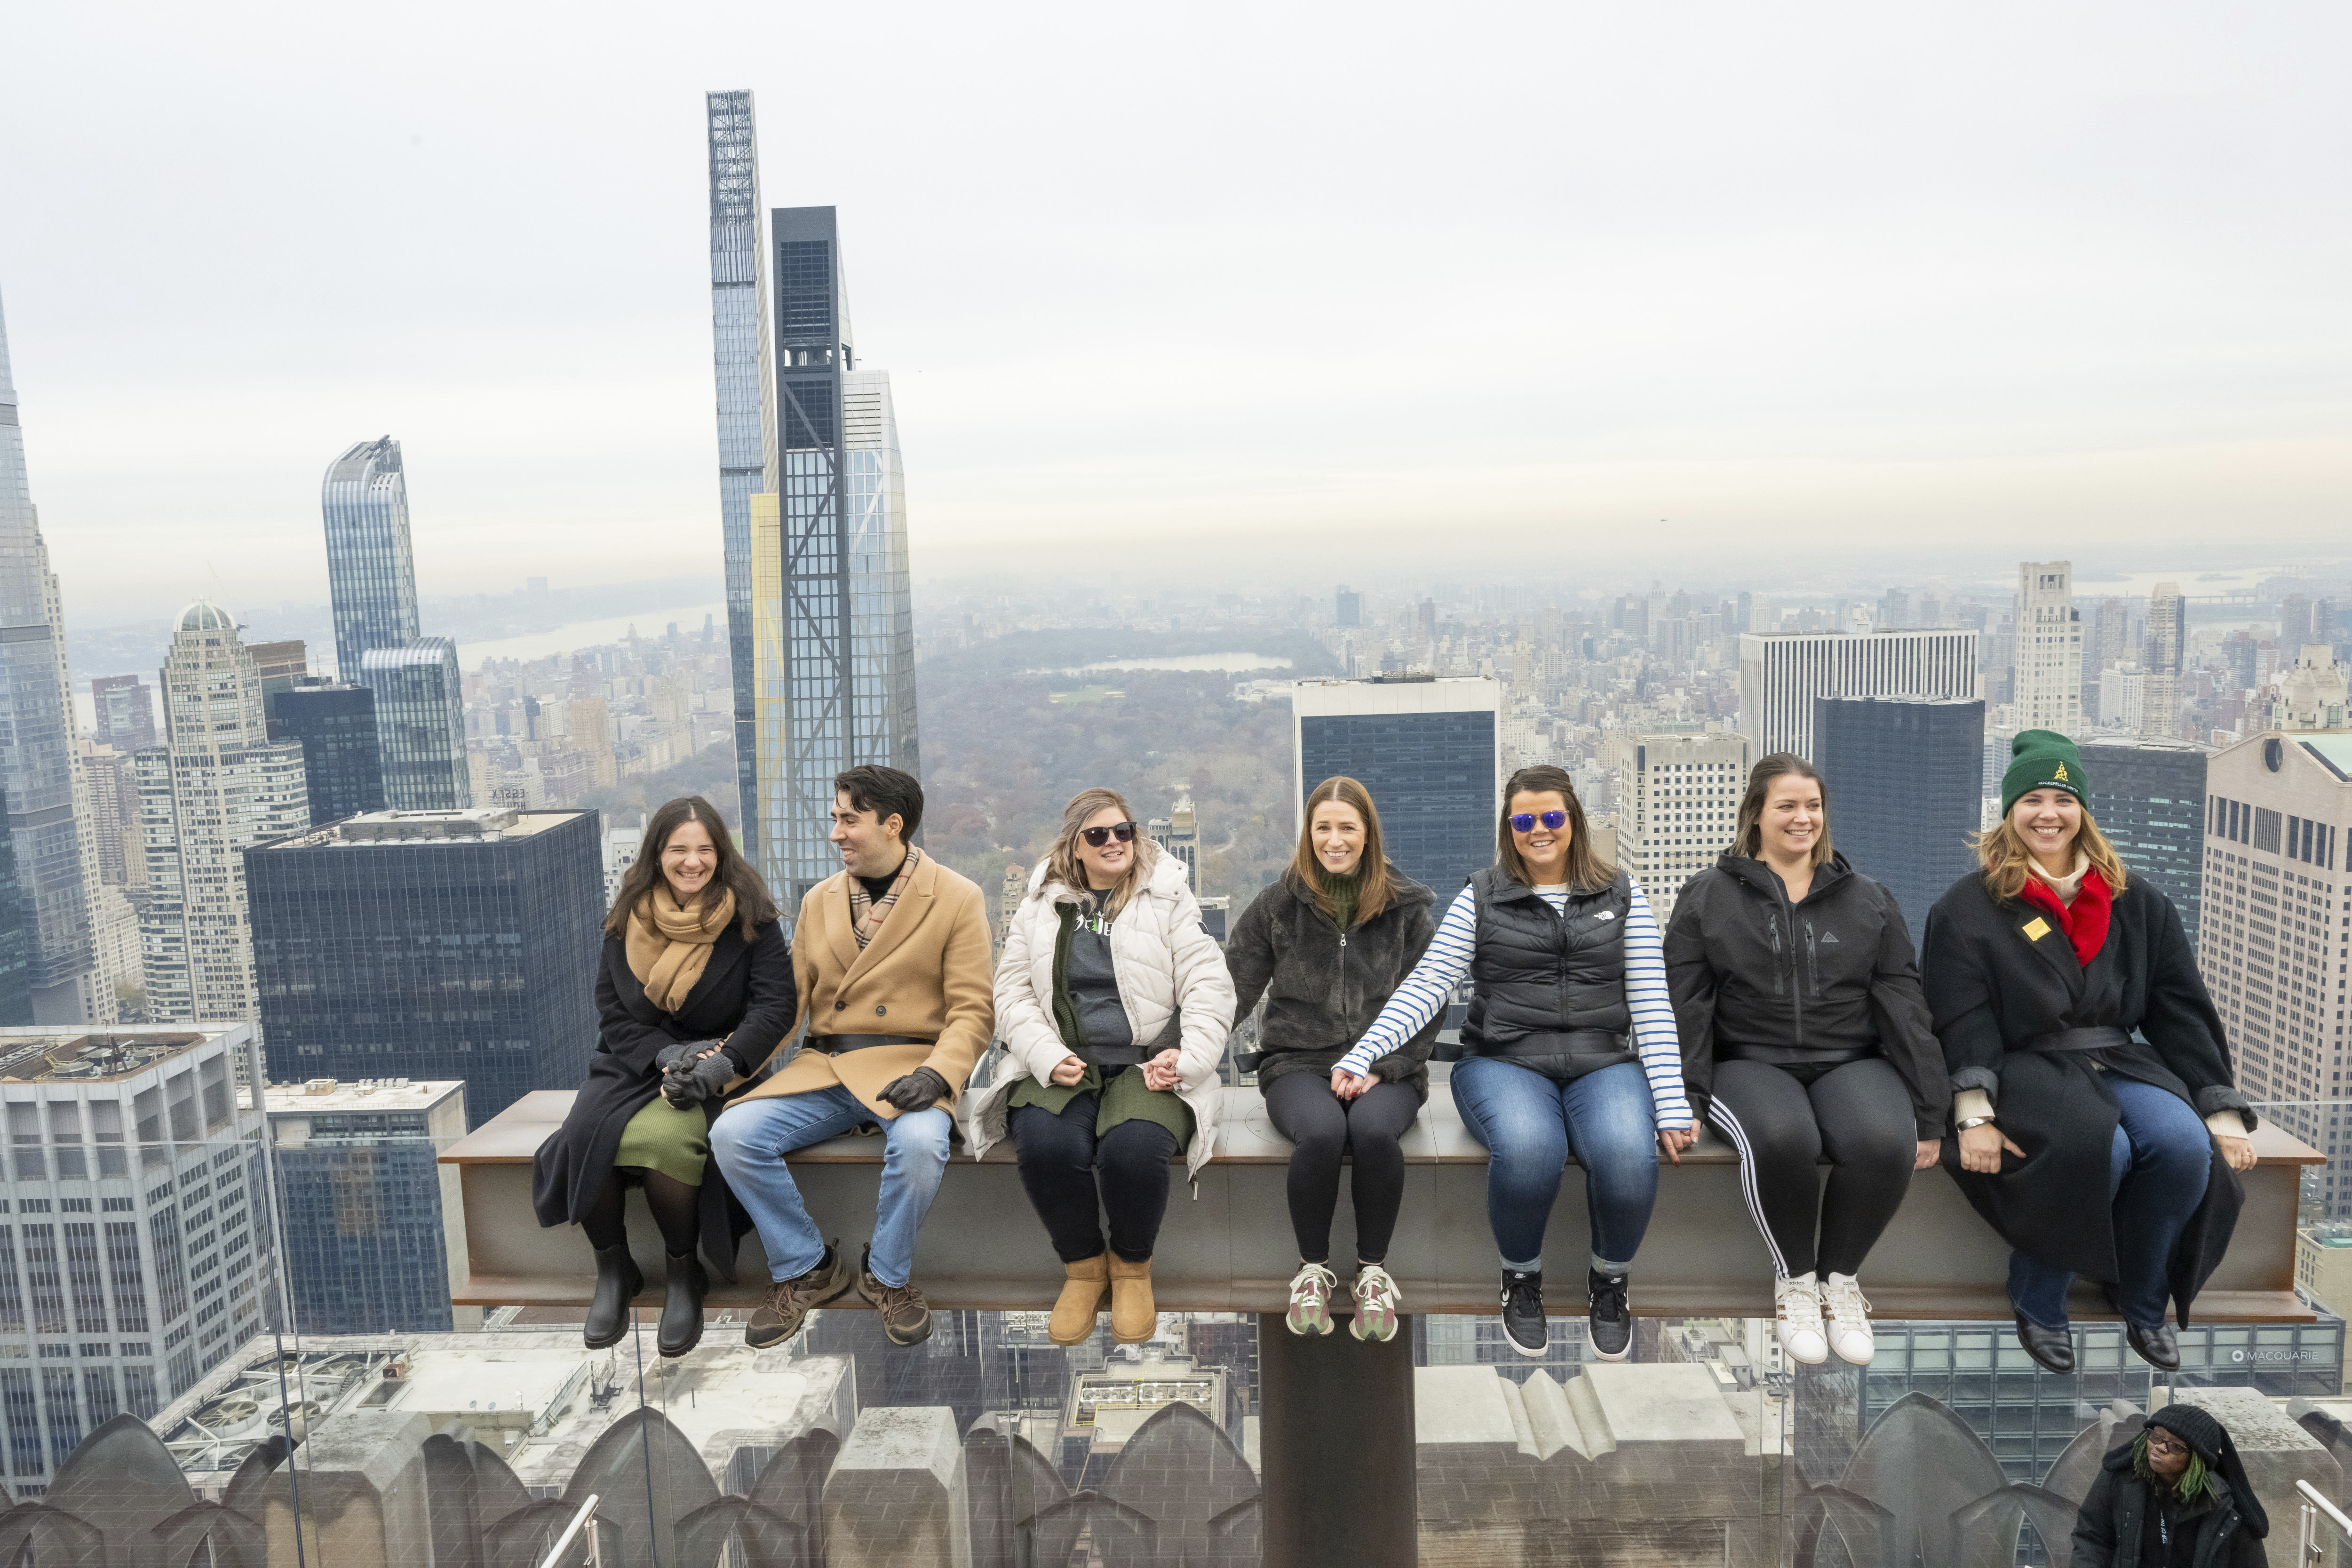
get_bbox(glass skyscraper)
[359,639,467,812]
[2078,735,2208,946]
[265,678,387,826]
[707,90,773,856]
[1813,696,1986,939]
[0,287,94,1019]
[1293,677,1502,901]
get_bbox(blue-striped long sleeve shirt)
[1336,880,1694,1130]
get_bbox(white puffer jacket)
[965,850,1234,1179]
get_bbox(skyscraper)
[1736,629,1981,760]
[266,678,387,825]
[90,676,158,753]
[0,792,27,1025]
[747,207,919,906]
[1147,796,1200,894]
[1813,698,1984,939]
[2012,561,2082,732]
[138,603,311,1024]
[320,438,470,811]
[0,287,95,1021]
[2078,735,2207,946]
[2142,583,2186,741]
[1605,731,1751,924]
[1335,586,1361,628]
[1293,676,1500,900]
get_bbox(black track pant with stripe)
[1705,1057,1917,1281]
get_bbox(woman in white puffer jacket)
[966,787,1233,1346]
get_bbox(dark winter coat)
[1921,870,2254,1318]
[2072,1449,2267,1568]
[1665,852,1948,1137]
[1224,865,1440,1102]
[531,920,798,1281]
[1457,868,1640,1079]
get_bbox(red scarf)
[2018,868,2113,968]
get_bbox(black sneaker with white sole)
[1500,1269,1548,1358]
[1586,1268,1632,1361]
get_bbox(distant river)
[464,602,730,667]
[1047,653,1295,675]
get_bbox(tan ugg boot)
[1049,1255,1110,1346]
[1107,1255,1157,1344]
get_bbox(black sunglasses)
[2145,1431,2187,1456]
[1508,811,1569,833]
[1080,821,1140,848]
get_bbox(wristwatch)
[1955,1115,1996,1131]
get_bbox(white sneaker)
[1349,1264,1401,1342]
[1285,1262,1338,1337]
[1818,1274,1875,1365]
[1775,1274,1829,1366]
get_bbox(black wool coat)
[1921,871,2254,1320]
[2071,1450,2268,1568]
[1224,866,1440,1102]
[531,920,798,1281]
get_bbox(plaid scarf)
[847,847,922,950]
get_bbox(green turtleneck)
[1323,867,1362,932]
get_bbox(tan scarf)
[846,847,921,951]
[625,884,738,1011]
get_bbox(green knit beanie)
[2000,729,2089,820]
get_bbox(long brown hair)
[1971,802,2130,901]
[1293,776,1397,926]
[604,796,778,940]
[1734,754,1835,869]
[1495,765,1613,892]
[1041,787,1161,919]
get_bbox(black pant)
[1009,1090,1180,1265]
[1263,1072,1421,1266]
[1705,1057,1916,1280]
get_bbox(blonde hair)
[1971,802,2129,902]
[1734,754,1835,870]
[1041,787,1160,918]
[1294,776,1398,927]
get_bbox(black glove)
[653,1041,699,1075]
[876,1067,951,1113]
[662,1050,735,1106]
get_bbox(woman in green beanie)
[1922,730,2256,1376]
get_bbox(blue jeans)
[1449,1057,1661,1273]
[708,1087,953,1289]
[2009,1076,2211,1331]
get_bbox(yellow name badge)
[2022,917,2052,942]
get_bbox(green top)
[1321,867,1362,933]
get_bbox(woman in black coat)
[1923,732,2255,1375]
[531,795,793,1357]
[2072,1403,2268,1566]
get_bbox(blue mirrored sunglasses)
[1508,811,1568,833]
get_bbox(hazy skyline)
[3,2,2346,625]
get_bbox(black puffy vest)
[1459,868,1637,1075]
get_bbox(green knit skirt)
[614,1098,709,1186]
[1007,1062,1194,1151]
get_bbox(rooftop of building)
[174,600,237,634]
[262,1077,464,1115]
[0,1029,217,1084]
[258,805,583,851]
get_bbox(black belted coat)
[530,920,797,1281]
[1920,871,2254,1322]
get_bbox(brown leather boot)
[1049,1254,1110,1345]
[1107,1254,1157,1345]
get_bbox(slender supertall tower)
[706,91,775,853]
[0,286,95,1018]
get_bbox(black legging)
[1009,1090,1181,1264]
[580,1165,700,1255]
[1263,1073,1422,1266]
[1705,1058,1916,1280]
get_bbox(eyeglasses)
[1508,811,1569,833]
[2145,1432,2187,1457]
[1080,821,1140,848]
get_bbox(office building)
[1335,586,1361,628]
[266,678,386,826]
[742,206,920,907]
[1813,698,1984,939]
[1605,731,1751,923]
[0,1024,271,1490]
[2277,646,2352,733]
[1293,676,1500,901]
[245,641,305,717]
[263,1077,470,1335]
[567,698,619,788]
[0,288,95,1024]
[2012,561,2082,732]
[0,797,25,1025]
[320,438,470,811]
[74,742,137,890]
[2097,664,2145,732]
[2078,736,2208,947]
[2143,583,2186,741]
[90,677,157,754]
[245,808,602,1130]
[1736,629,1980,760]
[1148,795,1200,894]
[2200,729,2350,1202]
[706,91,774,851]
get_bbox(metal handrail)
[538,1494,603,1568]
[2296,1479,2352,1566]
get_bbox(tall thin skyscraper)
[2012,561,2082,732]
[707,91,775,854]
[2143,582,2187,741]
[0,287,95,1019]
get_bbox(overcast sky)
[3,2,2346,626]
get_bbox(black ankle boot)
[586,1243,644,1349]
[660,1250,707,1358]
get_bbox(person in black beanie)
[2072,1403,2269,1566]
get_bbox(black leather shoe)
[2013,1313,2074,1374]
[659,1251,707,1358]
[585,1243,644,1350]
[2124,1319,2179,1372]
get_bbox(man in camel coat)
[709,764,994,1349]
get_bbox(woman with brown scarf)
[531,796,792,1357]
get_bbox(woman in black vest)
[1924,731,2254,1375]
[532,796,793,1357]
[1665,754,1947,1369]
[1342,764,1694,1361]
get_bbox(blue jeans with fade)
[708,1086,953,1289]
[1449,1057,1662,1273]
[2007,1075,2212,1331]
